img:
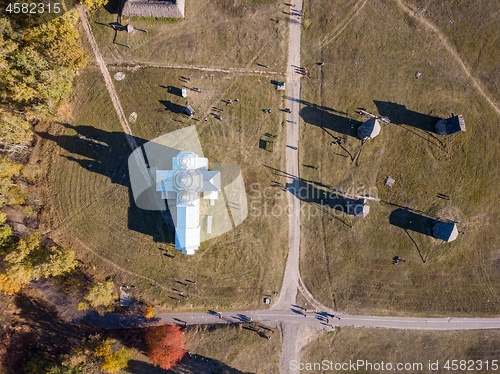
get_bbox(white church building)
[156,151,221,255]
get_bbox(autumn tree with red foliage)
[144,324,186,370]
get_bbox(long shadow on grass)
[373,101,445,148]
[35,123,174,244]
[389,208,440,263]
[295,101,367,161]
[389,208,435,236]
[264,165,366,226]
[299,105,362,137]
[374,101,441,132]
[159,100,188,114]
[128,355,253,374]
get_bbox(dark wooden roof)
[435,115,465,135]
[122,0,185,18]
[431,221,458,242]
[357,118,381,140]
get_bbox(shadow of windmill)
[264,165,370,227]
[110,22,148,47]
[95,0,148,48]
[389,208,455,263]
[373,101,446,150]
[298,104,370,163]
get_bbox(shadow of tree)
[84,311,159,329]
[104,0,121,15]
[13,293,93,362]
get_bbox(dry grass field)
[88,0,289,70]
[303,328,500,374]
[298,0,500,316]
[37,64,289,311]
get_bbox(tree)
[25,11,87,71]
[23,353,79,374]
[62,334,130,374]
[95,339,130,373]
[0,11,86,112]
[0,112,32,154]
[0,225,11,254]
[144,305,155,319]
[0,233,77,295]
[84,279,116,309]
[0,212,12,255]
[144,325,186,370]
[82,0,109,11]
[0,156,24,207]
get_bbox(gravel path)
[270,1,319,372]
[79,7,138,150]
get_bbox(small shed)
[184,105,195,116]
[357,118,381,140]
[346,198,370,218]
[181,88,187,98]
[276,82,285,91]
[435,115,465,135]
[431,221,458,242]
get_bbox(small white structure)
[358,118,381,140]
[206,215,212,234]
[181,89,187,98]
[156,151,221,254]
[276,82,285,91]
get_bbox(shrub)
[144,325,186,370]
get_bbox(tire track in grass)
[320,0,369,49]
[74,237,172,293]
[104,62,285,77]
[79,7,138,151]
[395,0,500,116]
